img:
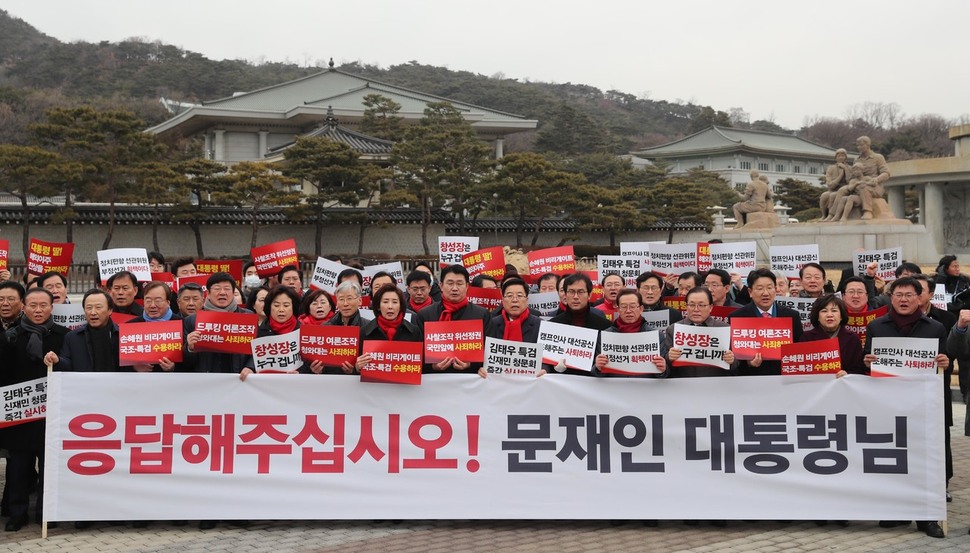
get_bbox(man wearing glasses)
[636,271,682,325]
[550,273,612,332]
[703,269,742,308]
[664,286,737,377]
[728,268,803,376]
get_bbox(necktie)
[761,312,771,318]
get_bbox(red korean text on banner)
[585,270,604,304]
[696,242,711,274]
[844,306,888,348]
[118,321,183,366]
[193,311,259,355]
[175,274,209,294]
[196,259,244,283]
[0,238,8,271]
[527,247,575,281]
[465,287,502,311]
[27,238,74,276]
[250,239,299,278]
[781,338,841,375]
[300,324,359,366]
[151,272,176,292]
[360,340,423,385]
[462,247,505,280]
[424,320,485,364]
[729,317,794,361]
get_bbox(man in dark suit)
[486,278,540,343]
[417,265,491,373]
[727,268,804,376]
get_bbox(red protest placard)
[662,296,687,313]
[300,324,359,365]
[250,239,299,278]
[0,239,8,271]
[118,320,183,365]
[360,340,423,385]
[466,287,502,311]
[175,274,209,293]
[193,311,259,355]
[110,312,138,326]
[527,246,575,279]
[151,272,176,291]
[781,338,842,375]
[26,238,74,276]
[845,306,888,347]
[729,317,795,361]
[424,320,485,363]
[584,270,604,304]
[708,305,739,324]
[462,247,505,280]
[696,242,711,274]
[195,259,244,282]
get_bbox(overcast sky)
[4,0,967,129]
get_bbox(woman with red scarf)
[594,289,667,377]
[355,285,422,372]
[298,289,335,326]
[479,278,543,378]
[240,286,312,380]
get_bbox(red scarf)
[269,316,298,336]
[502,309,530,342]
[298,313,327,326]
[410,296,433,312]
[440,298,468,321]
[614,317,643,334]
[377,312,404,340]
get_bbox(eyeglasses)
[503,293,527,301]
[565,289,588,297]
[639,285,661,292]
[618,304,641,312]
[686,303,710,309]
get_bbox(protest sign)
[710,241,758,274]
[439,236,479,267]
[853,248,902,282]
[52,303,87,331]
[537,320,597,372]
[151,272,177,292]
[482,337,541,377]
[528,291,561,319]
[192,311,259,355]
[97,248,151,284]
[27,239,74,276]
[527,247,575,279]
[770,244,819,280]
[252,329,303,373]
[781,338,842,375]
[696,242,711,274]
[670,323,731,371]
[870,337,939,377]
[0,238,8,271]
[844,306,888,347]
[648,243,696,276]
[466,287,502,311]
[118,321,183,365]
[597,256,644,287]
[0,377,46,429]
[196,259,244,282]
[773,296,816,332]
[462,247,505,280]
[362,262,406,294]
[640,310,671,331]
[300,325,359,366]
[250,239,299,278]
[360,340,423,385]
[599,330,662,375]
[176,274,209,293]
[708,305,739,324]
[729,317,795,361]
[309,257,349,293]
[424,320,485,364]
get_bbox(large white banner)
[44,373,944,522]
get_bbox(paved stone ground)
[2,403,969,552]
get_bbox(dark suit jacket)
[487,313,541,343]
[728,302,804,376]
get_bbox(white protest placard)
[597,256,644,287]
[97,248,151,284]
[770,244,820,280]
[641,310,671,331]
[483,337,541,377]
[310,257,350,293]
[537,320,598,372]
[670,323,731,371]
[648,243,697,276]
[0,377,47,428]
[619,241,659,272]
[362,262,406,294]
[251,329,303,373]
[599,330,662,375]
[932,289,948,311]
[528,291,561,319]
[710,241,757,274]
[52,303,87,331]
[772,296,816,332]
[870,337,939,377]
[853,248,902,282]
[439,236,479,267]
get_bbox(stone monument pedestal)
[736,211,779,230]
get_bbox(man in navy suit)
[727,268,804,376]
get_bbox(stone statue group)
[733,135,892,229]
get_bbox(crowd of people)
[1,250,969,538]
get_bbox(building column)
[494,137,504,159]
[887,186,905,218]
[258,131,269,158]
[213,130,226,161]
[203,134,212,159]
[924,182,946,254]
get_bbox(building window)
[808,166,819,175]
[793,166,801,173]
[758,162,769,171]
[735,183,745,191]
[740,161,751,170]
[776,164,785,172]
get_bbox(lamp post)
[492,192,499,243]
